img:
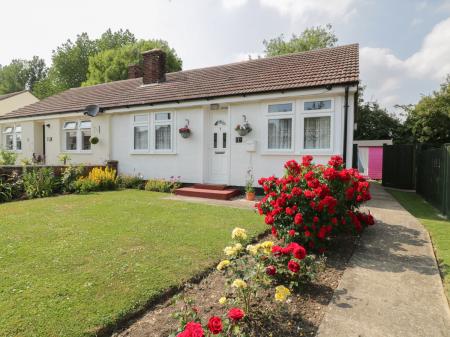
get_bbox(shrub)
[73,177,100,194]
[145,176,181,193]
[0,150,18,165]
[86,167,117,191]
[117,174,145,190]
[22,167,55,199]
[256,155,374,252]
[60,165,85,193]
[0,180,13,202]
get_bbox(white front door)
[208,110,229,184]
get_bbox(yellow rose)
[219,297,227,305]
[216,260,231,271]
[246,244,259,256]
[232,278,248,289]
[232,227,248,240]
[261,241,274,255]
[224,243,243,257]
[274,285,291,302]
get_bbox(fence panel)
[382,144,416,189]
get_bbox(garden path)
[317,184,450,337]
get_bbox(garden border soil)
[110,233,359,337]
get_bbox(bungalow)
[0,44,359,187]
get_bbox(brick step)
[174,187,241,200]
[192,184,228,190]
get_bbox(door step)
[174,185,241,200]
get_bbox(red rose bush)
[256,155,374,252]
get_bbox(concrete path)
[317,184,450,337]
[164,194,257,209]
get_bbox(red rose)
[265,214,274,225]
[266,265,277,276]
[289,229,296,237]
[271,245,282,256]
[294,213,303,225]
[288,260,300,273]
[271,226,278,238]
[293,245,306,260]
[177,322,204,337]
[207,316,223,335]
[313,216,319,223]
[228,308,245,322]
[285,207,294,215]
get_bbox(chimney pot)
[127,64,142,79]
[141,49,166,84]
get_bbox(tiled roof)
[2,44,359,120]
[0,90,28,102]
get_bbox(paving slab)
[317,183,450,337]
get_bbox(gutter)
[343,86,350,166]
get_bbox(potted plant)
[235,122,252,136]
[178,127,191,138]
[89,136,99,145]
[179,119,192,138]
[245,169,255,201]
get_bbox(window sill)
[261,150,295,156]
[130,150,176,155]
[61,150,93,154]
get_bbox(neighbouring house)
[0,45,359,187]
[0,90,38,117]
[353,139,393,180]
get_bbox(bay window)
[2,125,21,151]
[63,120,91,152]
[132,112,174,153]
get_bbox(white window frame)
[130,112,175,154]
[263,101,295,154]
[300,97,334,154]
[62,120,92,153]
[2,125,22,152]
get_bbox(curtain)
[304,116,331,149]
[155,125,171,150]
[134,126,148,150]
[268,118,292,149]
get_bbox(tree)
[83,39,182,86]
[398,76,450,144]
[0,57,47,94]
[263,24,338,57]
[354,101,403,140]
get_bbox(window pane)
[63,121,77,130]
[134,126,148,150]
[223,133,227,148]
[5,134,13,150]
[134,114,147,123]
[65,131,77,150]
[268,103,292,113]
[213,133,217,148]
[304,116,331,149]
[15,133,22,151]
[81,130,91,150]
[268,118,292,149]
[14,126,22,132]
[155,112,171,121]
[155,124,171,150]
[304,100,332,111]
[79,120,91,129]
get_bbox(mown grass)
[0,190,265,336]
[388,190,450,301]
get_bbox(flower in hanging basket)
[179,127,191,138]
[89,136,99,145]
[235,122,252,136]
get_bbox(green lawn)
[0,190,265,337]
[388,190,450,300]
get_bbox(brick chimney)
[128,64,142,79]
[141,49,166,84]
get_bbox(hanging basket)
[89,136,99,145]
[179,128,191,138]
[236,128,251,136]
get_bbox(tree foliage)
[0,57,47,94]
[263,24,338,57]
[83,39,182,86]
[399,76,450,144]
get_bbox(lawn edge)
[96,229,270,337]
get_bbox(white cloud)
[221,0,248,10]
[259,0,357,22]
[360,17,450,112]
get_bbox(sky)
[2,0,450,114]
